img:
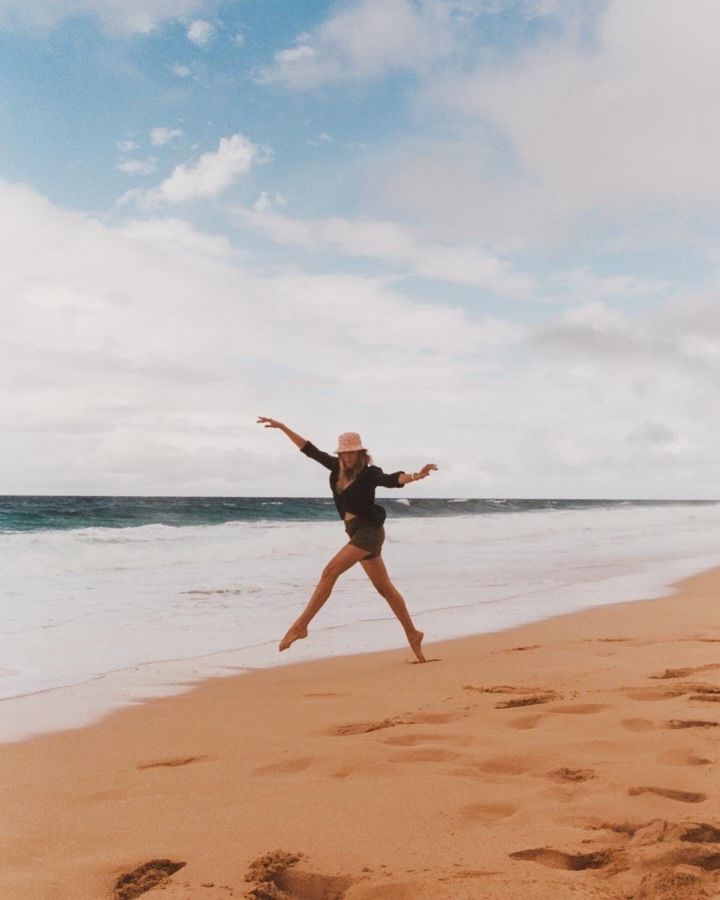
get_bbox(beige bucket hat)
[335,432,365,453]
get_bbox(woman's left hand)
[416,463,438,479]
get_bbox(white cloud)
[170,63,191,78]
[402,0,720,241]
[0,177,531,495]
[555,301,628,338]
[306,131,333,147]
[120,134,263,207]
[276,45,316,65]
[234,206,667,306]
[2,178,720,496]
[187,18,214,46]
[230,206,537,297]
[117,217,237,259]
[116,139,139,153]
[116,157,158,176]
[559,268,668,302]
[257,0,456,89]
[625,420,690,460]
[233,31,245,46]
[253,192,287,212]
[156,134,259,202]
[0,0,221,35]
[530,295,720,382]
[150,127,184,146]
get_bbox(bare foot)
[279,624,308,652]
[408,629,426,663]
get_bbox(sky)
[1,0,719,499]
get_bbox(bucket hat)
[335,432,365,453]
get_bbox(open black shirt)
[300,440,406,526]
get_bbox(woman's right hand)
[257,416,285,430]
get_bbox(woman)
[257,417,438,663]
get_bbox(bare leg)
[360,556,425,662]
[279,542,372,651]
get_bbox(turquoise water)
[1,494,715,532]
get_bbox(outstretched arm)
[398,463,438,485]
[256,417,306,449]
[257,416,336,470]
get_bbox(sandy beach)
[2,566,720,900]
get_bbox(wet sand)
[2,567,720,899]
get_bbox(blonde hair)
[339,449,373,481]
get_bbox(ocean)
[2,495,719,745]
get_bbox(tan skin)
[256,416,438,663]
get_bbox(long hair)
[339,449,373,481]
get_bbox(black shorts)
[344,516,385,559]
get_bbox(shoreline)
[4,502,720,749]
[4,545,720,748]
[3,565,720,898]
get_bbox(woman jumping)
[256,417,438,663]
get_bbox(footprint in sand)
[412,711,466,725]
[388,748,463,763]
[621,718,656,732]
[328,718,406,736]
[588,819,720,846]
[581,820,647,840]
[509,848,616,870]
[626,683,720,702]
[462,801,518,823]
[495,692,610,731]
[463,684,552,695]
[551,704,610,715]
[244,849,356,899]
[328,710,464,737]
[663,846,720,872]
[625,688,682,701]
[253,757,315,776]
[680,823,720,842]
[504,702,609,731]
[650,663,720,679]
[474,756,532,775]
[545,767,596,783]
[628,785,707,803]
[383,732,474,747]
[137,755,212,770]
[667,719,719,729]
[446,757,531,779]
[506,713,545,730]
[114,859,186,899]
[657,748,713,766]
[495,693,556,709]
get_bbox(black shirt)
[300,440,406,526]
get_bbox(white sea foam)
[1,503,719,744]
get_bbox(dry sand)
[2,567,720,899]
